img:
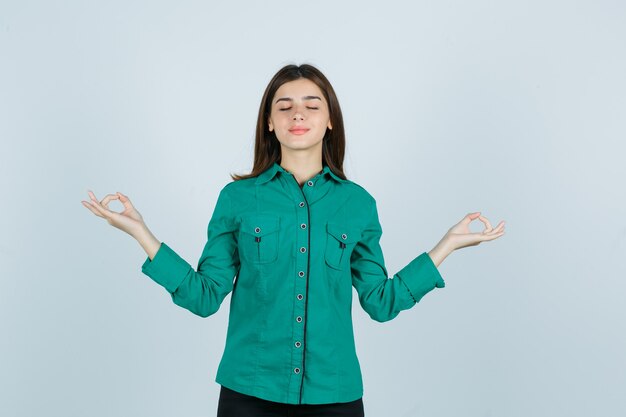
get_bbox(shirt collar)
[255,161,348,185]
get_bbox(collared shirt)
[141,161,445,405]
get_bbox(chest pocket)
[238,214,281,264]
[324,222,361,271]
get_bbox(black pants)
[216,385,365,417]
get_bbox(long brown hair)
[230,63,347,181]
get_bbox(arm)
[139,185,240,318]
[350,199,445,323]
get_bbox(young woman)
[82,64,505,417]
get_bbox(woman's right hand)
[81,190,147,238]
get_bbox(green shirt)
[141,161,445,405]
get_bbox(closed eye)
[279,107,319,111]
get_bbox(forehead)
[273,78,326,102]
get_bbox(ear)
[268,118,274,132]
[327,120,332,130]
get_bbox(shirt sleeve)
[140,184,240,317]
[350,198,445,322]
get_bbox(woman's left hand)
[444,212,506,251]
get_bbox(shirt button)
[296,316,302,323]
[307,180,314,186]
[295,341,301,348]
[341,233,347,240]
[255,227,261,233]
[297,294,303,300]
[298,271,305,277]
[294,367,301,374]
[300,223,306,229]
[300,247,306,253]
[299,201,305,207]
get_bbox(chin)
[281,140,322,151]
[280,138,323,150]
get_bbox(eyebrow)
[275,95,322,104]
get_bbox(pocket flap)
[240,214,280,237]
[326,222,361,244]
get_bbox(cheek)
[270,114,289,128]
[314,115,331,128]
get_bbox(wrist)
[131,222,153,241]
[428,237,454,268]
[133,225,161,261]
[439,235,456,254]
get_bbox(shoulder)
[219,177,256,197]
[341,178,377,206]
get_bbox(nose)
[292,112,304,120]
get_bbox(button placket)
[292,191,309,389]
[284,171,313,403]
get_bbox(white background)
[1,1,625,416]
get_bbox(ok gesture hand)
[445,212,505,251]
[81,191,146,237]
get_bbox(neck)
[279,155,323,187]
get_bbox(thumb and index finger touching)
[461,212,506,235]
[82,190,133,218]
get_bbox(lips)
[289,127,310,135]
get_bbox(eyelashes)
[279,107,319,111]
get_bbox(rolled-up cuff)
[141,242,192,293]
[395,251,445,303]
